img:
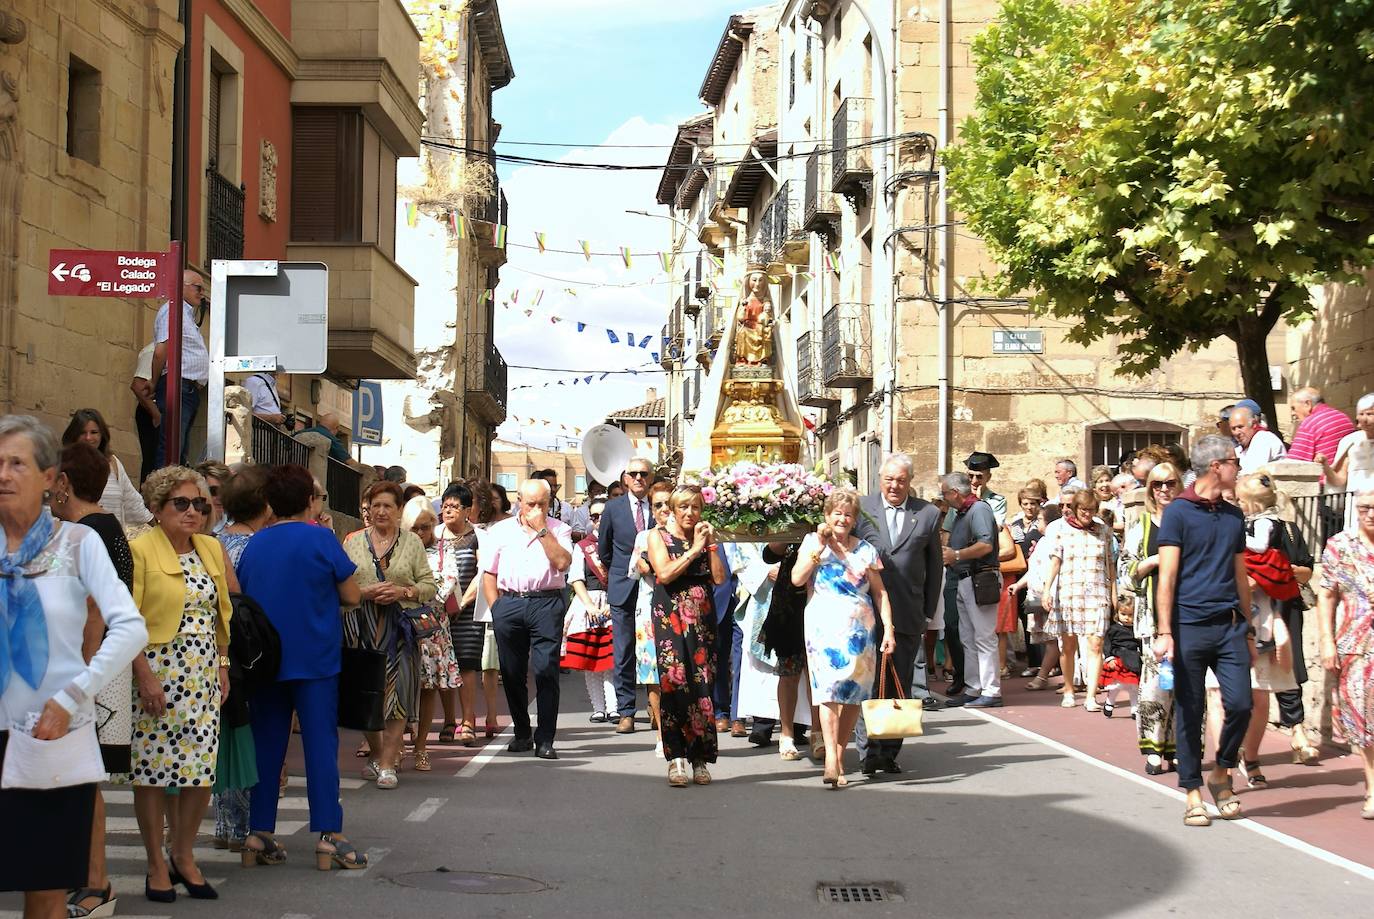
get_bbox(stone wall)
[1287,271,1374,414]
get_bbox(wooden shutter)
[207,70,222,173]
[290,108,362,242]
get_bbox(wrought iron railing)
[206,165,245,263]
[465,333,508,412]
[797,331,836,406]
[326,456,362,517]
[821,302,873,387]
[481,186,508,228]
[831,97,873,194]
[804,149,840,232]
[1288,490,1353,555]
[251,416,312,467]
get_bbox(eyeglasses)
[1214,457,1240,467]
[652,500,670,509]
[1356,505,1374,516]
[626,470,651,479]
[315,492,328,501]
[167,496,211,514]
[1150,479,1179,489]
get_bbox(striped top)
[1286,403,1356,463]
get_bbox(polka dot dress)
[130,550,222,787]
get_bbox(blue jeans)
[1173,612,1253,791]
[153,375,201,467]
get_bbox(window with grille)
[290,107,364,242]
[1087,421,1184,470]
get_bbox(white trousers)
[956,576,1002,698]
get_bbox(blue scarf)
[0,508,55,696]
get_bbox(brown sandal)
[1026,676,1049,691]
[458,723,478,746]
[1183,804,1212,827]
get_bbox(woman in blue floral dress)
[792,488,895,788]
[647,485,726,788]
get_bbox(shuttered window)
[290,107,363,242]
[208,69,222,173]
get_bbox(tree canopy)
[945,0,1374,429]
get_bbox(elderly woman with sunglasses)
[129,466,237,901]
[1121,462,1182,774]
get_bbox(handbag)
[999,525,1027,576]
[996,586,1019,634]
[971,567,1002,605]
[861,653,924,739]
[403,605,443,641]
[337,645,387,732]
[1,721,105,789]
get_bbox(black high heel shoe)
[144,876,176,904]
[168,857,219,900]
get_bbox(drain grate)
[818,883,902,904]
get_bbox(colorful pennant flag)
[531,290,544,306]
[659,252,673,273]
[479,290,491,304]
[579,241,592,262]
[607,330,620,344]
[707,254,724,272]
[492,223,508,248]
[405,202,418,227]
[451,212,467,238]
[620,247,632,269]
[827,251,843,273]
[534,231,547,253]
[638,334,652,349]
[577,322,586,332]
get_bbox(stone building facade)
[655,1,1291,495]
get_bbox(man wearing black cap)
[965,452,1006,525]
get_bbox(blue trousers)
[1173,613,1253,791]
[714,616,743,721]
[153,375,201,467]
[610,598,638,717]
[250,676,342,834]
[492,594,563,745]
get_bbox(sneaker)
[692,763,712,785]
[1061,693,1077,708]
[654,739,664,759]
[668,759,689,787]
[964,695,1004,708]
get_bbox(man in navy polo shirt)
[1153,434,1255,826]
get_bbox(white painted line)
[455,727,512,778]
[2,914,169,919]
[280,913,314,919]
[968,708,1374,883]
[337,846,390,878]
[404,796,448,823]
[289,775,366,790]
[104,789,311,810]
[106,817,306,836]
[105,844,241,864]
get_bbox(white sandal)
[375,768,398,790]
[1061,693,1077,708]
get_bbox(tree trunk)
[1232,312,1281,441]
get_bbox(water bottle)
[1157,658,1174,692]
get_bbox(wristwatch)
[536,527,550,539]
[217,654,231,669]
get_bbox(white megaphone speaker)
[582,424,635,486]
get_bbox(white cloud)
[494,116,681,448]
[501,0,745,28]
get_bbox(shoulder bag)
[2,721,105,789]
[337,645,386,732]
[861,653,924,739]
[998,525,1027,576]
[367,533,441,641]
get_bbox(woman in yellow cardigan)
[129,466,236,903]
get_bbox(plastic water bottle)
[1157,658,1174,692]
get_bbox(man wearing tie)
[597,456,657,734]
[853,453,944,776]
[482,479,574,759]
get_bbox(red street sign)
[47,248,173,298]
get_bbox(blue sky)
[488,1,749,450]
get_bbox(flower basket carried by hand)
[694,462,836,544]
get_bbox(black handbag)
[403,605,443,641]
[337,645,386,732]
[971,567,1002,606]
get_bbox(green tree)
[945,0,1374,433]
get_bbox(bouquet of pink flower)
[692,461,837,538]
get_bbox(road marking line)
[289,775,366,790]
[338,846,390,878]
[404,796,448,822]
[968,708,1374,883]
[455,727,512,778]
[105,817,307,836]
[103,789,312,810]
[2,914,169,919]
[280,913,314,919]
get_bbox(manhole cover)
[817,883,903,904]
[396,870,552,895]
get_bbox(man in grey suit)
[853,453,944,776]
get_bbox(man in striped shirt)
[1286,386,1356,465]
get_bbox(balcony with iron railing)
[692,251,710,301]
[698,169,731,250]
[804,149,840,234]
[252,416,313,467]
[464,333,508,424]
[681,270,699,317]
[756,180,806,266]
[797,330,838,407]
[831,97,874,196]
[821,302,873,388]
[206,164,245,263]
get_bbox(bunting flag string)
[579,240,592,262]
[534,231,547,253]
[504,415,585,437]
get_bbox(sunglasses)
[652,500,670,509]
[626,470,651,479]
[167,496,211,514]
[1150,479,1179,489]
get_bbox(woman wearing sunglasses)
[129,466,237,902]
[1121,462,1182,774]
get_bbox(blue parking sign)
[353,380,383,446]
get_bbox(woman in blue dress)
[792,488,895,788]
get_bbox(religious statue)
[732,269,773,366]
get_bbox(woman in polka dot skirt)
[129,466,236,903]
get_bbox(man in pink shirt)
[1287,386,1356,465]
[482,479,574,759]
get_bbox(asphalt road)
[5,673,1370,918]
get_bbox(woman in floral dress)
[791,488,894,788]
[1319,485,1374,819]
[647,485,726,787]
[631,482,673,740]
[1043,490,1115,711]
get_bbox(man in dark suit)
[596,456,657,733]
[853,452,944,775]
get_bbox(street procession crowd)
[1,382,1373,918]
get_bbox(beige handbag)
[861,653,925,739]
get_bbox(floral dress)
[420,542,462,691]
[631,528,660,685]
[801,534,882,704]
[650,530,717,763]
[1321,530,1374,747]
[131,551,221,787]
[1045,523,1112,638]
